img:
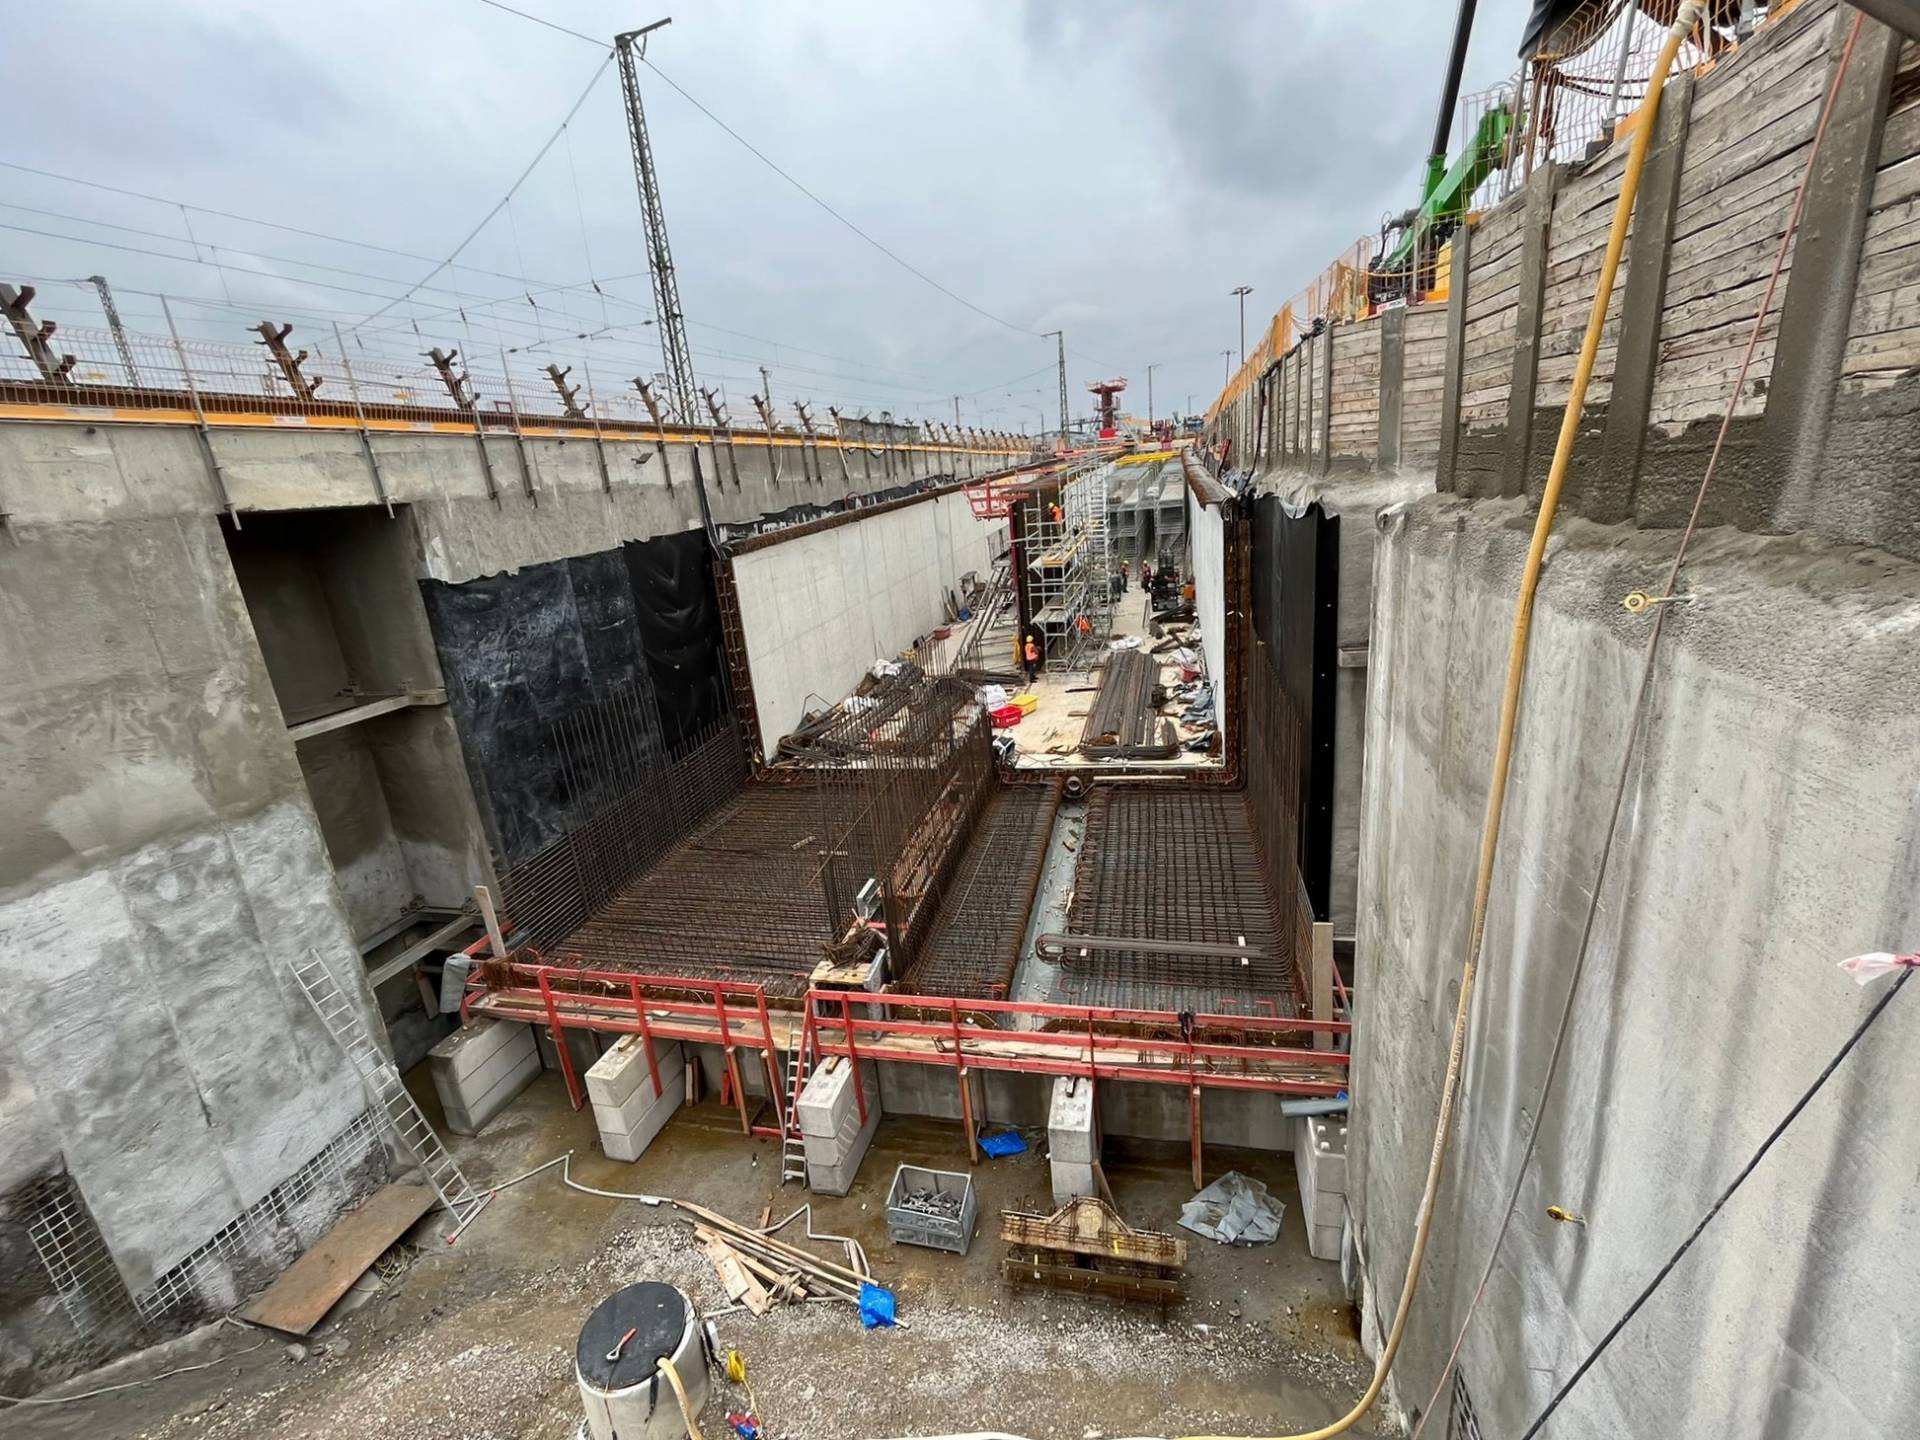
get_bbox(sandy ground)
[1009,590,1216,770]
[11,1072,1386,1440]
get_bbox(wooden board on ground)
[697,1232,773,1315]
[238,1184,436,1335]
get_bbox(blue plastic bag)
[859,1281,897,1329]
[978,1130,1027,1157]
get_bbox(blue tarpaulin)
[978,1130,1027,1157]
[859,1282,897,1328]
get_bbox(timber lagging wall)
[1223,1,1920,566]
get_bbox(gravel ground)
[9,1082,1391,1440]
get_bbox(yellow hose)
[1180,5,1704,1438]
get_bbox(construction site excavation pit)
[7,1075,1383,1440]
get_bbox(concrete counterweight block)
[1294,1112,1349,1262]
[429,1019,540,1136]
[588,1036,686,1163]
[797,1057,879,1196]
[1048,1076,1100,1205]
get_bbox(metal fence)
[1210,0,1788,424]
[0,278,1029,455]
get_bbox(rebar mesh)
[497,691,748,951]
[1063,788,1295,1015]
[897,779,1062,999]
[527,669,996,997]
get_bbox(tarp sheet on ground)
[1178,1171,1286,1246]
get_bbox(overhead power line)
[0,158,607,297]
[464,0,1044,340]
[350,48,616,330]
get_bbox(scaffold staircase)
[779,1013,818,1186]
[956,552,1016,671]
[290,949,489,1232]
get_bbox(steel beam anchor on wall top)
[1,284,77,387]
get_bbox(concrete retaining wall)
[1187,489,1227,692]
[730,492,1006,760]
[0,513,377,1311]
[1350,496,1920,1437]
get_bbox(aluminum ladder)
[290,949,488,1231]
[779,1014,816,1186]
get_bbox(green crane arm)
[1382,101,1517,275]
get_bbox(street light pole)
[1146,362,1159,426]
[1231,285,1253,366]
[1221,350,1232,385]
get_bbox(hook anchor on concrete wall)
[1621,589,1696,615]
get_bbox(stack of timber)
[682,1199,874,1315]
[1079,649,1176,760]
[1001,1195,1186,1308]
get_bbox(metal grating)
[1449,1370,1483,1440]
[898,780,1061,999]
[21,1171,143,1355]
[133,1110,386,1325]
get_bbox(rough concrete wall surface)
[0,514,378,1303]
[1187,491,1227,694]
[1351,495,1920,1439]
[731,493,1003,760]
[0,421,1018,579]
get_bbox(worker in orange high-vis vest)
[1022,631,1040,685]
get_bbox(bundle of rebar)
[1079,649,1177,760]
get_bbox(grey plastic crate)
[885,1164,978,1255]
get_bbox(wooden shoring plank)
[237,1184,436,1335]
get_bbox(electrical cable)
[1403,15,1868,1431]
[462,0,1045,340]
[1177,6,1706,1438]
[0,158,633,297]
[1518,965,1911,1438]
[350,48,615,330]
[0,1322,270,1409]
[637,54,1042,339]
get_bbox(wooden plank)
[286,689,446,743]
[238,1184,436,1335]
[699,1234,772,1315]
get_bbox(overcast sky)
[5,0,1531,430]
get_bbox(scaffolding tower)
[1019,457,1117,672]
